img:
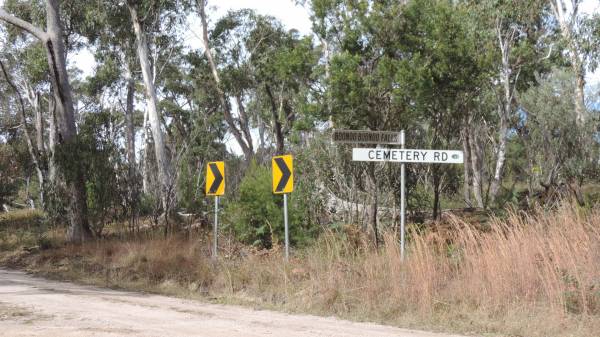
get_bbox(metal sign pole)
[283,194,289,261]
[400,130,406,261]
[213,196,219,259]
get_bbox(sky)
[202,0,312,35]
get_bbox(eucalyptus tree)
[0,0,92,242]
[0,27,51,209]
[394,0,487,217]
[160,49,230,210]
[198,0,254,161]
[245,17,317,154]
[308,0,415,241]
[0,58,46,208]
[550,0,600,126]
[464,0,555,207]
[519,68,594,201]
[198,1,319,159]
[125,0,174,218]
[67,0,145,228]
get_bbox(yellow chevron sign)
[272,155,293,194]
[206,161,225,196]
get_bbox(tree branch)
[0,9,47,41]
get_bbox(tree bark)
[27,89,45,156]
[461,125,472,207]
[573,61,586,125]
[469,126,485,208]
[142,108,151,195]
[490,101,508,205]
[124,62,137,186]
[48,97,58,185]
[124,60,138,229]
[368,163,378,248]
[489,23,519,207]
[265,84,285,155]
[128,1,171,213]
[432,168,441,220]
[235,94,254,154]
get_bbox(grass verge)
[1,204,599,337]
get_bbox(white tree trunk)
[45,0,92,242]
[48,97,58,185]
[489,23,519,206]
[461,125,472,207]
[142,108,151,195]
[469,126,485,208]
[128,2,171,212]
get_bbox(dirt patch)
[0,269,462,337]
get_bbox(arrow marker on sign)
[208,163,223,194]
[274,157,291,193]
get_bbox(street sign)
[272,154,293,261]
[332,129,404,145]
[206,161,225,196]
[352,148,463,164]
[347,130,464,262]
[206,161,224,259]
[272,155,294,194]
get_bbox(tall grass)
[5,204,600,336]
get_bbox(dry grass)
[0,209,45,229]
[2,204,600,336]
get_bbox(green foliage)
[208,8,320,146]
[224,162,318,249]
[81,112,126,235]
[520,68,596,186]
[51,111,125,234]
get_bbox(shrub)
[224,161,318,248]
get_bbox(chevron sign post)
[272,154,294,260]
[206,161,225,258]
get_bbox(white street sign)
[352,148,463,164]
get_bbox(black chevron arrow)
[275,157,291,193]
[209,163,223,194]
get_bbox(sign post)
[333,130,463,260]
[206,161,225,259]
[400,130,405,261]
[272,154,294,260]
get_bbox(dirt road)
[0,269,466,337]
